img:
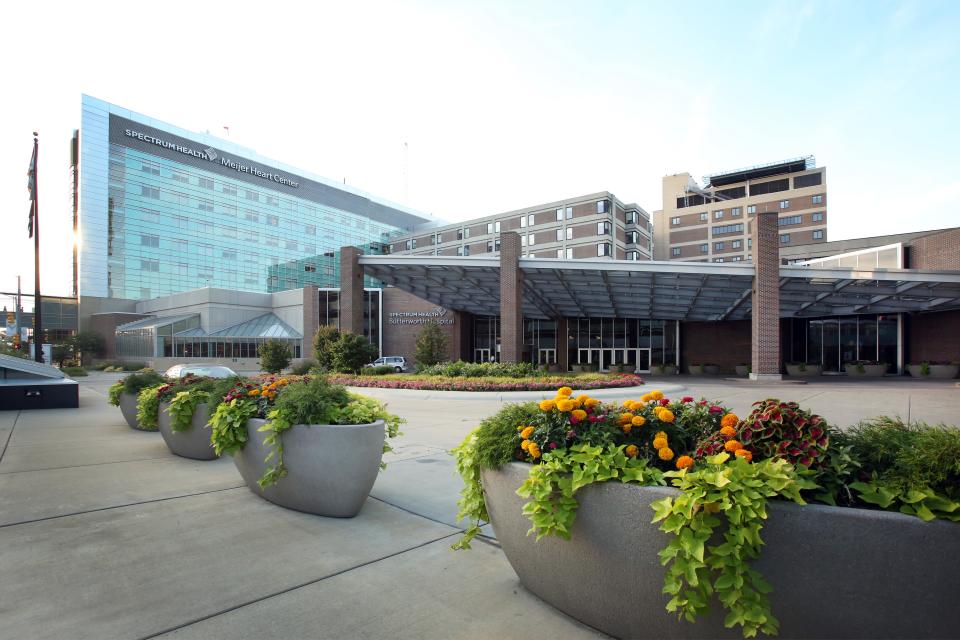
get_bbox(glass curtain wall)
[318,289,382,354]
[787,314,899,373]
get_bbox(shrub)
[312,324,340,370]
[330,333,378,374]
[107,370,165,405]
[62,366,88,377]
[366,364,396,376]
[53,344,72,367]
[121,361,148,372]
[258,339,291,374]
[414,322,447,367]
[290,359,316,376]
[417,360,541,379]
[136,384,163,431]
[69,331,105,362]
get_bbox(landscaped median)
[328,372,644,392]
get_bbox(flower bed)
[453,388,960,638]
[328,373,644,392]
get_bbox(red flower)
[709,405,723,414]
[699,400,708,406]
[660,398,670,406]
[681,396,694,403]
[549,442,558,449]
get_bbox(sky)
[1,0,959,306]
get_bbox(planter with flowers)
[155,376,238,460]
[107,370,165,430]
[210,376,403,517]
[907,361,959,379]
[784,362,822,377]
[844,361,888,377]
[454,389,960,639]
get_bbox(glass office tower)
[77,95,429,301]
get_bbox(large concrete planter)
[482,462,960,640]
[607,364,635,374]
[734,365,750,377]
[908,364,959,379]
[571,363,599,373]
[157,401,217,460]
[118,392,142,430]
[233,418,385,517]
[844,363,888,377]
[687,364,720,375]
[652,364,677,376]
[785,363,823,377]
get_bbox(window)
[813,212,824,222]
[463,245,470,256]
[699,212,708,221]
[140,234,159,248]
[141,185,160,199]
[714,223,744,235]
[731,207,741,216]
[286,239,297,250]
[197,221,213,234]
[141,258,160,272]
[411,238,418,249]
[405,239,412,251]
[715,241,725,251]
[140,161,160,175]
[199,177,214,189]
[521,235,526,247]
[456,246,464,256]
[780,200,790,209]
[220,226,238,239]
[520,216,526,228]
[714,257,725,263]
[223,249,237,260]
[747,205,757,214]
[171,171,188,183]
[245,190,259,202]
[222,204,236,217]
[748,238,753,248]
[495,221,501,232]
[779,215,802,226]
[529,253,535,258]
[626,211,637,224]
[223,184,237,196]
[732,256,743,262]
[556,208,563,221]
[528,233,535,247]
[700,244,708,254]
[464,227,470,238]
[528,214,535,226]
[812,195,823,204]
[714,210,723,219]
[305,224,316,235]
[487,241,494,252]
[244,210,259,222]
[627,251,639,260]
[566,227,573,240]
[141,209,160,224]
[266,215,279,227]
[566,248,573,259]
[780,234,791,244]
[172,214,188,229]
[597,242,612,257]
[556,229,564,242]
[794,173,822,188]
[597,221,612,235]
[456,229,464,240]
[566,207,573,219]
[597,200,609,214]
[671,217,680,225]
[626,230,639,243]
[732,239,742,249]
[556,249,564,258]
[198,199,214,212]
[671,247,681,257]
[813,230,824,240]
[264,195,278,206]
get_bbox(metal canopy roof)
[207,313,302,339]
[360,256,960,321]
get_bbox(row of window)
[671,195,825,226]
[409,221,642,250]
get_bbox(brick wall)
[681,320,751,372]
[907,309,960,362]
[500,232,523,362]
[910,229,960,270]
[339,247,365,335]
[380,288,465,365]
[751,209,781,376]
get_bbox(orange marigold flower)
[521,439,531,451]
[652,437,668,450]
[539,399,556,411]
[556,399,576,412]
[658,447,675,461]
[658,409,675,423]
[720,425,737,439]
[618,412,635,424]
[676,455,694,470]
[248,389,261,396]
[724,439,742,452]
[631,415,646,427]
[571,409,587,421]
[655,431,668,440]
[528,442,542,459]
[625,444,639,458]
[557,386,573,397]
[622,424,632,434]
[640,394,652,403]
[520,426,535,440]
[735,449,753,462]
[720,413,739,429]
[650,390,664,400]
[584,398,601,409]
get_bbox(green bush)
[290,359,316,376]
[417,360,542,378]
[136,385,163,431]
[473,402,541,470]
[366,364,396,376]
[269,377,351,426]
[312,324,340,370]
[330,333,378,374]
[414,322,447,367]
[121,361,148,372]
[62,366,88,377]
[258,339,292,374]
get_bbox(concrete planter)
[233,418,385,517]
[686,364,720,375]
[571,363,599,373]
[157,401,217,460]
[607,364,635,374]
[482,462,960,640]
[118,392,142,430]
[785,363,823,377]
[734,365,750,377]
[652,364,677,376]
[844,363,888,377]
[908,364,959,379]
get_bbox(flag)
[27,140,37,238]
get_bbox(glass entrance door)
[474,348,491,363]
[537,349,556,365]
[636,348,651,372]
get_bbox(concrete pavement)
[0,372,957,638]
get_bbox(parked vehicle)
[365,356,408,373]
[164,364,237,379]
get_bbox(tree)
[414,322,448,367]
[330,333,378,374]
[69,331,105,366]
[259,339,292,374]
[53,344,72,367]
[313,324,341,371]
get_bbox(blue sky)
[1,0,958,300]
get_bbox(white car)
[366,356,408,373]
[164,364,238,379]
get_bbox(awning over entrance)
[360,256,960,321]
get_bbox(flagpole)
[32,132,43,363]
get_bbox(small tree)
[69,331,105,366]
[330,333,378,374]
[313,324,341,371]
[414,322,448,367]
[259,339,292,374]
[53,344,72,367]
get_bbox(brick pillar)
[301,284,319,360]
[499,232,523,363]
[750,209,782,380]
[556,316,569,371]
[339,247,365,335]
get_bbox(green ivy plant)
[168,389,211,432]
[209,398,258,456]
[451,429,488,550]
[108,381,124,406]
[135,385,163,431]
[850,479,960,522]
[651,453,817,638]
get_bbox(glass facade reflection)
[786,314,900,373]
